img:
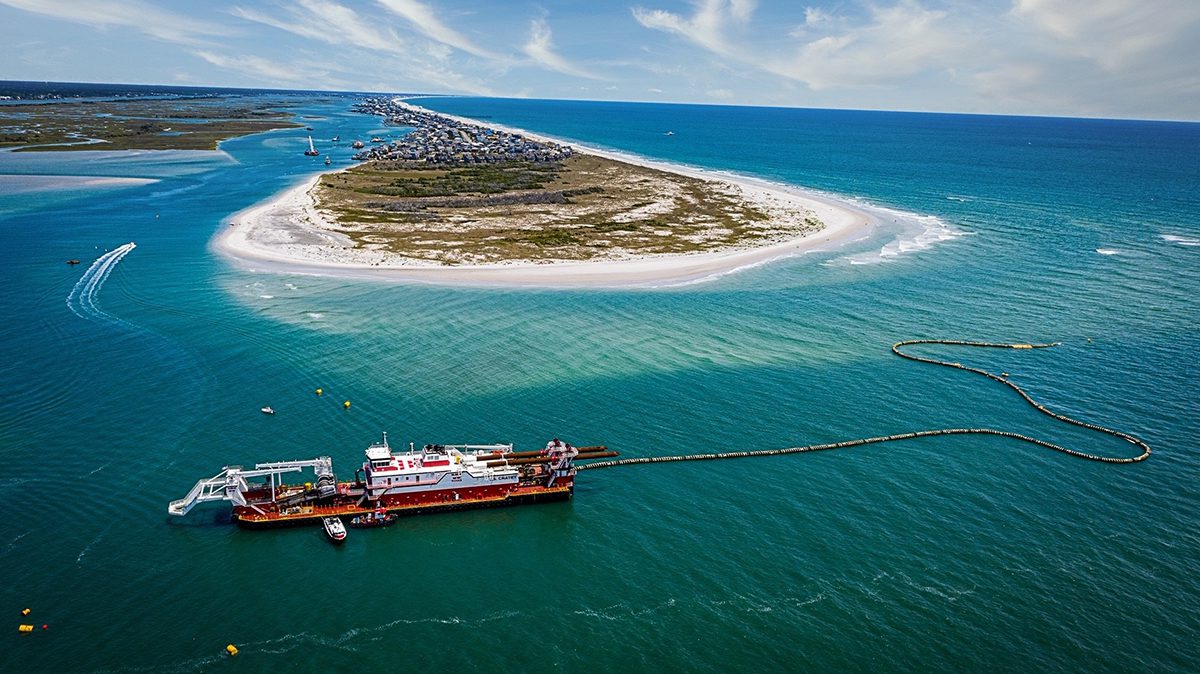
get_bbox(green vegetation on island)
[313,153,820,264]
[0,97,304,151]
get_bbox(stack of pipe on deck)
[481,445,618,467]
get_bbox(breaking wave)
[838,205,965,265]
[1096,248,1121,256]
[1161,234,1200,247]
[66,242,136,321]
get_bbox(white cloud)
[522,18,602,79]
[728,0,756,22]
[803,7,830,26]
[193,50,332,87]
[629,0,1200,117]
[632,0,753,57]
[707,88,733,99]
[1014,0,1200,71]
[229,0,498,96]
[634,0,965,91]
[771,1,966,90]
[0,0,224,44]
[231,0,405,55]
[374,0,499,59]
[789,6,834,37]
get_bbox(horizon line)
[1,78,1197,125]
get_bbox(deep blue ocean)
[1,93,1197,672]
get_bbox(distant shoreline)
[214,101,876,287]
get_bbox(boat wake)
[76,529,107,566]
[1161,233,1200,247]
[2,530,30,556]
[66,242,136,321]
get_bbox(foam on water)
[66,242,137,321]
[1161,233,1200,247]
[1096,248,1121,255]
[837,204,965,265]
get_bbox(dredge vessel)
[168,433,616,528]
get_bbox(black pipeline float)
[579,340,1150,472]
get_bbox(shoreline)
[215,103,878,287]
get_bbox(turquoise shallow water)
[1,94,1198,672]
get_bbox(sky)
[1,0,1198,120]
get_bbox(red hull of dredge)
[169,434,616,528]
[231,479,575,528]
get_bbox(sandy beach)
[215,102,876,287]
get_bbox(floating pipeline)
[577,340,1150,472]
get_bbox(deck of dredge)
[169,440,618,528]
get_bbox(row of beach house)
[352,97,573,165]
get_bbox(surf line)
[66,242,137,320]
[578,340,1151,471]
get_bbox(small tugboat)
[324,156,332,166]
[67,259,80,265]
[303,136,320,157]
[322,516,347,543]
[351,140,365,149]
[349,508,398,529]
[260,406,275,415]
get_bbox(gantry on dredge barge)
[168,433,617,527]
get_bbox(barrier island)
[220,98,872,286]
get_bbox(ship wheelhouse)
[360,434,521,497]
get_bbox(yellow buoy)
[315,387,323,396]
[226,644,239,656]
[343,400,351,409]
[21,608,30,616]
[18,624,33,633]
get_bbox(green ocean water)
[1,93,1197,672]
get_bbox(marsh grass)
[313,153,820,264]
